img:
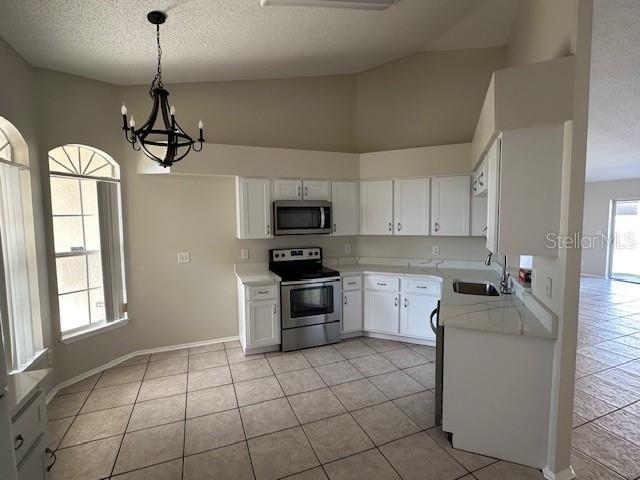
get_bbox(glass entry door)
[609,199,640,283]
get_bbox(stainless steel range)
[269,247,341,351]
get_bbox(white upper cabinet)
[431,176,470,236]
[236,177,272,239]
[273,179,302,200]
[303,180,330,200]
[360,180,393,235]
[486,124,566,256]
[331,181,359,236]
[393,178,430,236]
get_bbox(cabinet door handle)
[482,226,488,233]
[344,295,348,305]
[266,224,270,235]
[417,285,427,289]
[257,290,269,295]
[397,222,401,232]
[46,448,57,472]
[273,304,277,315]
[388,222,392,232]
[404,298,408,308]
[333,223,337,233]
[394,296,398,307]
[377,282,388,286]
[347,282,356,286]
[473,180,477,192]
[297,185,301,197]
[304,186,308,197]
[434,222,440,232]
[478,172,484,186]
[14,434,23,450]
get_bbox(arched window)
[49,145,126,336]
[0,117,43,371]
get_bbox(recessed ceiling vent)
[259,0,399,10]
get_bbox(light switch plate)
[432,245,440,256]
[240,249,249,260]
[344,244,352,254]
[177,252,191,264]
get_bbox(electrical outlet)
[432,245,440,256]
[546,276,553,299]
[344,244,352,254]
[177,252,191,264]
[240,249,249,260]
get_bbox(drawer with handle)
[342,275,362,291]
[402,278,442,295]
[248,285,278,301]
[364,275,400,292]
[12,388,46,465]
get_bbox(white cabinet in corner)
[237,278,280,355]
[431,176,470,236]
[360,180,393,235]
[236,177,272,239]
[331,181,359,236]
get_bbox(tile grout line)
[107,355,150,478]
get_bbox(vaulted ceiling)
[0,0,518,85]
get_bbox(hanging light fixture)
[121,10,204,168]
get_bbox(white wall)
[581,178,640,277]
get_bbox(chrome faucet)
[484,252,492,266]
[499,254,512,294]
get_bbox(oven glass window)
[290,285,334,318]
[276,206,322,230]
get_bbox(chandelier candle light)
[121,10,204,168]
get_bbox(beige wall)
[2,39,504,386]
[581,178,640,277]
[355,48,506,152]
[507,0,578,67]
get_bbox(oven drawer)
[248,285,278,301]
[401,278,441,295]
[342,275,362,291]
[364,275,400,292]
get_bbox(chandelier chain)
[149,23,164,95]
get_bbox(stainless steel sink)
[452,280,500,296]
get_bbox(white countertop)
[7,368,51,417]
[333,261,556,340]
[235,263,281,286]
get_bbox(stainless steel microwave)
[273,201,332,235]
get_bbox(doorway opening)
[608,199,640,283]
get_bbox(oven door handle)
[320,207,326,229]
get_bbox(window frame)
[48,145,126,339]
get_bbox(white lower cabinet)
[248,300,280,348]
[342,289,363,333]
[17,433,50,480]
[400,293,438,341]
[364,290,399,334]
[237,277,280,355]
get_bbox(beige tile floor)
[46,277,640,479]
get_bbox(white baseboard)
[543,465,576,480]
[46,335,239,404]
[363,331,436,347]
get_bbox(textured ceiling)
[587,0,640,182]
[0,0,517,85]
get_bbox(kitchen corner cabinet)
[431,176,470,236]
[236,177,272,239]
[393,178,430,235]
[331,181,359,236]
[237,279,281,354]
[485,123,566,256]
[360,180,393,235]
